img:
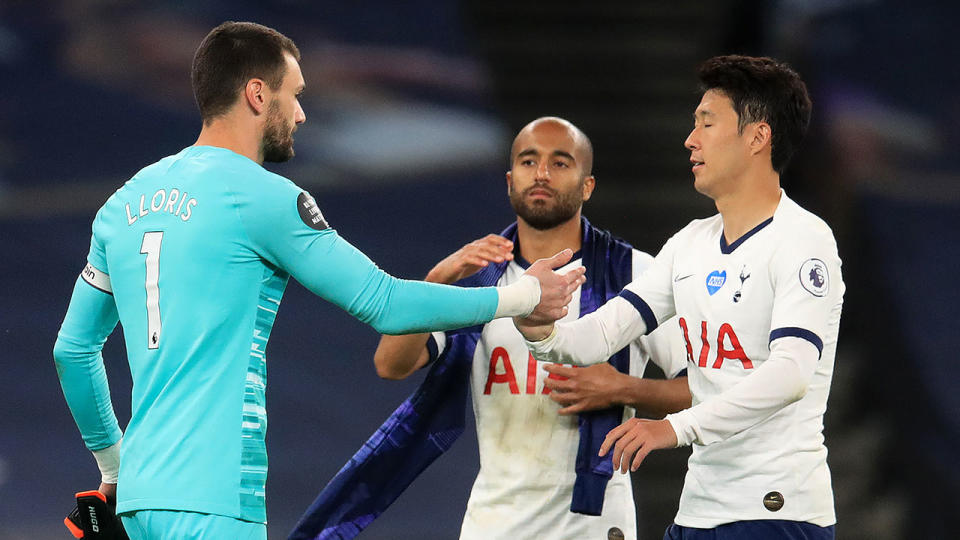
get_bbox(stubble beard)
[262,100,295,163]
[509,181,583,231]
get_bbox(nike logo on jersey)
[674,274,694,282]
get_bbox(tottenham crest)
[298,191,329,231]
[799,258,828,297]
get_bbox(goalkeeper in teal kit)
[53,22,583,540]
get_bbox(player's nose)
[535,160,551,180]
[684,129,699,150]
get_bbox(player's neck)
[715,171,781,244]
[516,213,583,264]
[194,116,264,164]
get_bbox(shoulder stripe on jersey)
[425,334,440,366]
[80,263,113,295]
[720,216,774,254]
[769,327,823,358]
[617,290,658,334]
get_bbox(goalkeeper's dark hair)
[697,55,811,174]
[192,21,301,124]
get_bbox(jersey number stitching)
[140,231,163,349]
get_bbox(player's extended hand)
[599,418,678,474]
[515,249,585,336]
[425,234,514,284]
[543,362,625,415]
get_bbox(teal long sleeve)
[283,231,498,334]
[53,277,122,451]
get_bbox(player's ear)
[750,122,772,156]
[244,79,267,114]
[505,171,513,195]
[581,175,596,202]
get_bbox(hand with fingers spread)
[543,362,628,415]
[425,234,515,285]
[599,418,678,474]
[514,249,586,338]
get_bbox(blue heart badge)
[706,270,727,295]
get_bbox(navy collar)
[720,216,773,254]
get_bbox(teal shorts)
[120,510,267,540]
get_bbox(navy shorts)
[664,520,835,540]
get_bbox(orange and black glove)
[64,491,129,539]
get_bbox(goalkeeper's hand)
[64,490,129,539]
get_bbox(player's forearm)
[294,233,537,333]
[54,343,123,449]
[666,336,819,446]
[623,377,692,419]
[53,278,122,451]
[524,319,610,366]
[361,276,531,334]
[374,334,431,380]
[525,296,648,366]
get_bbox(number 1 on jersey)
[140,231,163,349]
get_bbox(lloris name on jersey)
[126,188,199,225]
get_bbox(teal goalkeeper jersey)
[54,146,502,523]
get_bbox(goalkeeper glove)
[64,490,129,540]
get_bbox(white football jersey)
[527,191,844,528]
[430,250,687,540]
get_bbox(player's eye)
[554,161,569,168]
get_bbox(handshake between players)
[516,248,587,324]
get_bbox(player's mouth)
[690,158,705,172]
[526,187,555,199]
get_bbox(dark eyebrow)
[694,110,714,119]
[516,148,576,161]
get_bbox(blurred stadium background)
[2,1,957,538]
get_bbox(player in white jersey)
[516,57,843,539]
[373,117,690,540]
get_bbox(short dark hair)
[191,21,301,123]
[697,55,811,174]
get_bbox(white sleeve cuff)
[524,325,559,360]
[92,439,122,484]
[494,274,540,318]
[665,409,699,447]
[522,297,645,367]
